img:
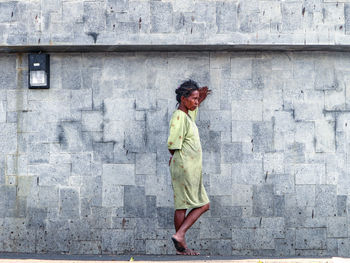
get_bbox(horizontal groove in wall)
[3,44,350,53]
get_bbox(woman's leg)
[174,209,187,232]
[172,203,210,248]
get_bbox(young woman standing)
[167,80,211,255]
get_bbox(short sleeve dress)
[167,108,210,210]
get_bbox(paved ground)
[0,254,350,263]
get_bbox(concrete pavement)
[0,254,350,263]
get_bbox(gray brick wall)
[1,0,350,46]
[0,51,350,256]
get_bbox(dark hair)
[175,80,200,104]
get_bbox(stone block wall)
[1,51,350,256]
[1,0,350,46]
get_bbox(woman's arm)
[168,149,175,166]
[198,86,211,106]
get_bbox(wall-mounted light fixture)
[28,53,50,89]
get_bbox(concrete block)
[216,1,237,33]
[327,217,347,238]
[83,1,105,33]
[102,180,123,207]
[210,164,231,196]
[114,142,135,164]
[202,151,221,174]
[104,98,135,121]
[197,122,221,152]
[295,121,315,153]
[124,121,146,153]
[345,4,350,35]
[57,122,91,152]
[93,142,114,163]
[124,185,146,217]
[252,122,273,153]
[295,228,327,249]
[135,153,156,175]
[232,162,264,185]
[71,89,93,111]
[6,154,27,176]
[294,163,326,185]
[232,100,262,121]
[281,2,302,32]
[232,229,255,249]
[33,163,70,187]
[252,184,274,217]
[315,120,336,153]
[0,123,16,154]
[315,185,337,217]
[103,121,124,142]
[150,1,172,33]
[315,60,338,90]
[337,195,347,216]
[221,143,243,163]
[102,229,134,254]
[232,121,252,142]
[134,218,157,240]
[71,153,91,176]
[295,185,315,207]
[267,174,294,195]
[59,187,79,219]
[27,143,50,164]
[284,142,305,164]
[232,184,252,206]
[103,164,135,186]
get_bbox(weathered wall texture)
[1,51,350,256]
[1,0,350,46]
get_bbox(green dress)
[167,108,210,210]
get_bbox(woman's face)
[182,90,199,111]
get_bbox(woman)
[167,80,211,255]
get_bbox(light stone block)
[327,217,348,238]
[102,164,135,186]
[232,121,252,142]
[295,185,315,207]
[295,228,327,250]
[232,162,264,185]
[104,98,135,121]
[232,100,262,121]
[82,111,103,132]
[315,120,336,153]
[103,121,125,142]
[232,184,252,206]
[294,163,326,185]
[210,164,231,196]
[135,153,156,175]
[0,101,6,122]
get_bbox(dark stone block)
[222,142,243,163]
[253,122,273,153]
[337,195,347,216]
[124,186,146,217]
[253,185,274,217]
[146,195,157,218]
[157,207,173,228]
[93,142,114,163]
[26,207,47,228]
[210,195,242,217]
[274,195,285,217]
[59,188,79,219]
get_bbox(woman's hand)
[198,86,212,105]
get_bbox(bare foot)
[172,234,187,250]
[176,248,200,256]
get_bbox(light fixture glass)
[30,70,47,86]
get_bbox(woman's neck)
[178,104,188,114]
